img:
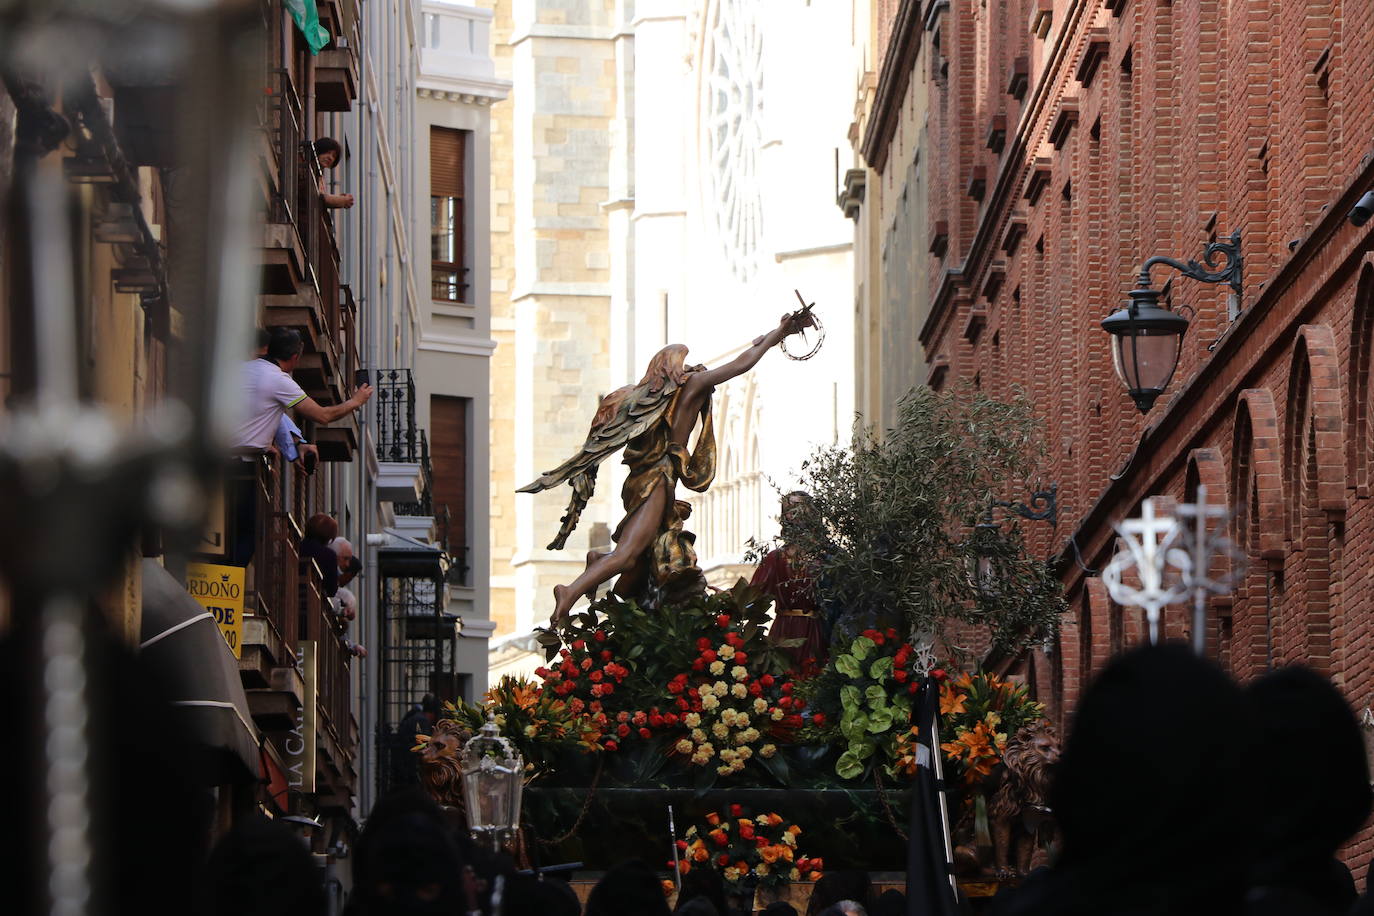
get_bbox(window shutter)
[430,127,465,198]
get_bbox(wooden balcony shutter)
[430,395,469,579]
[430,127,465,197]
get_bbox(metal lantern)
[1101,283,1190,413]
[461,712,525,850]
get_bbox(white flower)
[717,764,733,775]
[735,714,750,728]
[732,665,749,682]
[675,738,693,754]
[789,868,800,880]
[721,708,738,727]
[709,660,726,676]
[713,681,730,697]
[781,831,796,847]
[731,683,748,699]
[692,728,708,742]
[771,708,784,721]
[756,863,770,876]
[738,745,753,760]
[702,694,720,711]
[753,697,769,714]
[718,643,734,658]
[760,743,778,759]
[712,722,730,739]
[524,725,538,738]
[684,712,702,728]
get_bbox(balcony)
[232,456,358,798]
[375,369,426,503]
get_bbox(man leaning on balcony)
[227,328,373,564]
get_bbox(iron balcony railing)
[393,429,433,516]
[375,368,419,462]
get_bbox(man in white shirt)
[234,328,373,450]
[229,328,373,563]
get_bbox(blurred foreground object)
[0,1,261,912]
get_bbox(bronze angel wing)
[517,379,679,550]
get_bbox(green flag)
[286,0,331,55]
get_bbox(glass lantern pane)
[1115,329,1180,394]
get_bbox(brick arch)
[1184,448,1230,661]
[1230,390,1284,560]
[1346,256,1374,494]
[1229,389,1283,678]
[1284,325,1346,539]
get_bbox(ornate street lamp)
[1102,232,1243,413]
[460,713,525,851]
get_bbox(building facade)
[485,0,860,676]
[0,0,504,870]
[887,0,1374,861]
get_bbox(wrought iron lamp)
[1102,231,1243,413]
[461,713,525,851]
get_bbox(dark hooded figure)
[675,865,728,914]
[1243,665,1371,916]
[991,643,1257,916]
[346,788,470,916]
[584,859,672,916]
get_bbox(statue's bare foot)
[550,585,571,628]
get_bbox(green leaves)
[849,636,875,661]
[868,656,893,681]
[835,654,862,679]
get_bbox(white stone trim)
[418,334,499,357]
[772,241,853,263]
[510,282,611,302]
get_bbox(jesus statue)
[518,307,817,627]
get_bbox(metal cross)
[1171,485,1244,655]
[1102,498,1188,645]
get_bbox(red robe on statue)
[751,547,826,675]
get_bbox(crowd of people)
[188,643,1374,915]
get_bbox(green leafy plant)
[781,386,1066,658]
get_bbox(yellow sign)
[186,562,245,659]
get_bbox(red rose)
[692,659,705,671]
[602,683,615,695]
[676,698,690,711]
[886,627,898,639]
[760,674,774,687]
[712,833,728,847]
[677,840,688,851]
[812,713,827,727]
[601,650,613,661]
[755,836,768,848]
[717,854,730,866]
[668,681,684,694]
[730,804,743,817]
[590,701,603,713]
[894,670,909,683]
[697,637,711,650]
[581,658,593,671]
[594,630,607,643]
[739,823,754,839]
[639,727,652,739]
[782,714,803,729]
[617,724,631,737]
[908,683,918,694]
[604,740,618,751]
[748,682,763,697]
[734,652,747,664]
[930,668,947,681]
[572,639,586,651]
[702,650,718,663]
[589,671,603,682]
[716,614,731,628]
[781,682,793,695]
[725,632,742,647]
[650,715,665,728]
[872,633,885,645]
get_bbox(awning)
[139,559,260,785]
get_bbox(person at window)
[330,536,363,589]
[233,327,372,453]
[312,137,353,209]
[253,327,319,474]
[301,513,340,598]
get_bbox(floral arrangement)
[674,805,822,890]
[799,628,927,779]
[530,583,805,786]
[442,675,604,780]
[936,670,1044,787]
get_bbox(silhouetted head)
[807,870,874,915]
[352,788,467,916]
[1049,643,1255,911]
[202,817,325,916]
[1244,664,1371,889]
[584,859,671,916]
[675,864,726,914]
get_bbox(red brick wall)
[885,0,1374,867]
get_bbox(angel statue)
[519,306,817,628]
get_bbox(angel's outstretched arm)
[688,311,814,391]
